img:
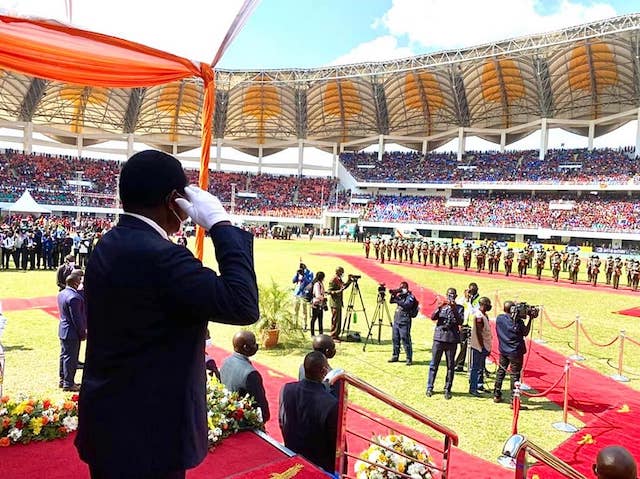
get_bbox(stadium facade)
[1,14,640,246]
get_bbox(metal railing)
[498,434,587,479]
[328,370,459,479]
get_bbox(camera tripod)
[363,291,393,352]
[342,278,370,340]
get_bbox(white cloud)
[330,35,414,66]
[378,0,617,51]
[4,0,245,63]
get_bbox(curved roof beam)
[584,40,599,117]
[295,88,307,139]
[123,87,145,133]
[373,82,389,135]
[492,59,511,128]
[412,71,433,134]
[534,57,554,117]
[450,66,470,126]
[214,89,229,138]
[18,78,48,122]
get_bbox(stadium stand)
[340,147,640,184]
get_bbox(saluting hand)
[175,185,231,230]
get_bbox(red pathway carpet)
[331,253,640,478]
[615,306,640,318]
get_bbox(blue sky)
[218,0,639,69]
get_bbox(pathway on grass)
[329,252,640,478]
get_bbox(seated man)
[220,331,270,422]
[279,351,338,473]
[594,445,637,479]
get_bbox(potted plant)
[255,280,298,348]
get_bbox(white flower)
[214,427,222,437]
[0,407,7,416]
[62,416,78,432]
[8,427,22,441]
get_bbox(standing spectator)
[279,351,338,473]
[327,266,352,341]
[469,297,492,396]
[220,331,270,423]
[426,288,464,400]
[1,231,14,269]
[56,254,76,291]
[57,270,86,392]
[310,271,326,336]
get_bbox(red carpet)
[330,252,640,478]
[615,306,640,318]
[2,295,58,312]
[0,431,302,479]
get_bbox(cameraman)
[426,288,464,399]
[387,281,416,366]
[327,267,352,341]
[493,301,535,406]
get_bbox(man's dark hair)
[304,351,328,381]
[119,150,187,210]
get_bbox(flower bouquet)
[0,394,79,446]
[354,434,435,479]
[206,377,264,448]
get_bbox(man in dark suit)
[57,269,86,392]
[75,150,259,479]
[56,254,75,291]
[220,331,270,423]
[279,351,338,473]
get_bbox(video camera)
[377,283,386,300]
[348,274,361,281]
[509,302,540,320]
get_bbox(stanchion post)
[511,382,521,435]
[611,330,629,383]
[553,360,579,433]
[534,305,546,344]
[568,315,585,361]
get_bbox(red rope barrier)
[543,310,576,330]
[626,335,640,348]
[578,322,620,348]
[521,368,567,398]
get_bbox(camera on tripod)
[509,302,540,320]
[348,274,361,281]
[377,283,386,300]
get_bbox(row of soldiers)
[363,236,640,291]
[365,236,462,268]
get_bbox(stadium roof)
[1,13,640,156]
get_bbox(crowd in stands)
[361,195,640,233]
[0,150,336,216]
[340,146,640,184]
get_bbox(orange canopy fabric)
[0,15,213,259]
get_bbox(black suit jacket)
[279,379,338,472]
[220,352,270,422]
[75,215,259,476]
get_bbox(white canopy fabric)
[9,190,52,214]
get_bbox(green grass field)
[2,237,639,462]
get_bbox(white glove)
[175,185,230,230]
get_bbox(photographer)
[292,263,314,331]
[327,266,352,341]
[493,301,537,406]
[455,282,480,372]
[426,288,464,399]
[387,281,416,366]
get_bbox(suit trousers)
[89,465,185,479]
[59,338,80,387]
[330,306,342,339]
[391,318,412,361]
[493,353,524,401]
[427,340,457,393]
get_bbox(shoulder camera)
[509,302,540,320]
[348,274,361,280]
